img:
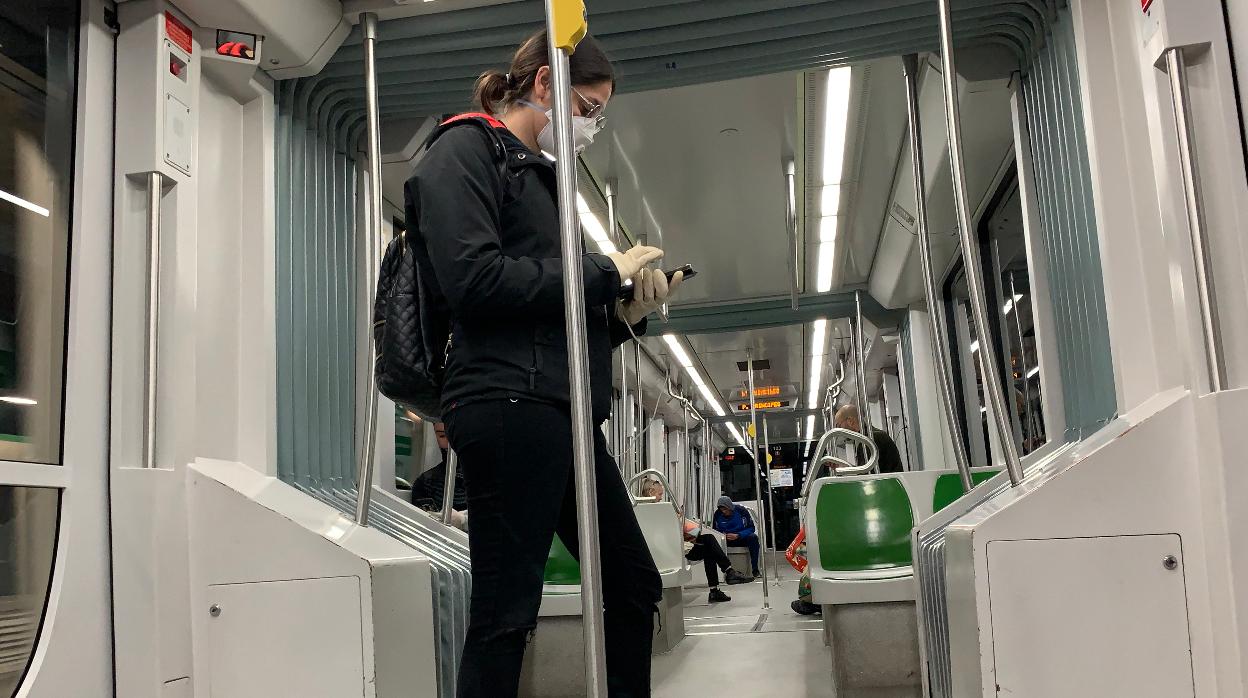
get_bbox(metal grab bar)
[853,291,873,440]
[823,356,846,429]
[799,428,879,502]
[936,0,1025,486]
[544,4,607,689]
[745,350,770,606]
[354,12,384,523]
[439,449,459,525]
[142,172,163,470]
[785,160,800,310]
[1165,46,1227,392]
[901,54,975,493]
[626,468,677,510]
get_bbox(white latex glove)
[618,267,683,325]
[607,245,664,281]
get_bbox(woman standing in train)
[405,30,683,697]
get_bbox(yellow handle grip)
[549,0,588,53]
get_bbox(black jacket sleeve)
[411,127,622,319]
[608,311,647,349]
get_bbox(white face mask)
[522,99,602,156]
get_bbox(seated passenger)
[640,480,752,602]
[835,404,904,474]
[791,571,821,616]
[712,496,762,578]
[410,420,468,514]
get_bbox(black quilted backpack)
[373,113,510,419]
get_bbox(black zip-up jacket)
[405,119,645,423]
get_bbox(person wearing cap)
[712,496,762,578]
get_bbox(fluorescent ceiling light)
[1027,365,1040,379]
[576,193,617,255]
[727,423,747,446]
[822,68,852,183]
[980,405,988,414]
[816,243,836,292]
[805,414,816,442]
[819,215,838,243]
[807,319,828,409]
[0,397,37,406]
[821,184,841,217]
[0,189,49,218]
[1002,294,1024,315]
[663,334,694,368]
[664,334,729,417]
[970,340,980,354]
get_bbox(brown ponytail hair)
[472,29,616,115]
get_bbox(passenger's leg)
[555,427,662,698]
[695,534,731,572]
[743,534,761,575]
[684,544,719,587]
[446,401,571,698]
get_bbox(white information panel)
[770,468,794,487]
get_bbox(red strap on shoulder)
[442,112,506,129]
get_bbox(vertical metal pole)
[354,12,384,524]
[1008,272,1033,452]
[746,351,770,603]
[440,449,459,525]
[762,416,781,584]
[936,1,1026,485]
[854,291,874,442]
[143,172,162,470]
[902,54,974,491]
[1166,47,1227,392]
[785,160,800,310]
[543,10,608,692]
[633,344,643,478]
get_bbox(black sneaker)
[708,588,731,603]
[791,599,821,616]
[752,570,762,579]
[725,569,753,585]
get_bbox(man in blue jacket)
[712,496,761,578]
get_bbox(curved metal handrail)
[626,468,677,511]
[799,428,879,502]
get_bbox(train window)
[0,0,78,464]
[943,168,1048,465]
[0,486,59,695]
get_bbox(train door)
[0,0,115,695]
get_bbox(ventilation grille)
[737,359,771,372]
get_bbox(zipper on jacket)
[443,334,453,369]
[529,335,541,390]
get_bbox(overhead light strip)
[0,189,50,218]
[815,67,852,293]
[663,334,727,418]
[805,317,828,441]
[577,192,617,255]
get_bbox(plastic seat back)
[544,536,580,585]
[931,469,1001,513]
[633,502,684,574]
[814,477,915,571]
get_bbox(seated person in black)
[411,421,468,512]
[640,480,751,603]
[834,404,905,473]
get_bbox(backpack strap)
[427,113,511,204]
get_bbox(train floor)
[652,563,834,696]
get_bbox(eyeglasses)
[572,87,607,129]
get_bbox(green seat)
[544,537,580,585]
[932,470,1001,513]
[815,478,914,571]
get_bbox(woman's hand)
[617,267,683,325]
[607,245,663,281]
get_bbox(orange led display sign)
[734,400,789,411]
[736,386,782,399]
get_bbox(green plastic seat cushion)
[932,470,1001,513]
[815,478,914,571]
[544,536,580,585]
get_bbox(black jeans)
[446,399,663,698]
[685,534,731,586]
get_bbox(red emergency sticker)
[1141,0,1154,11]
[165,11,193,54]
